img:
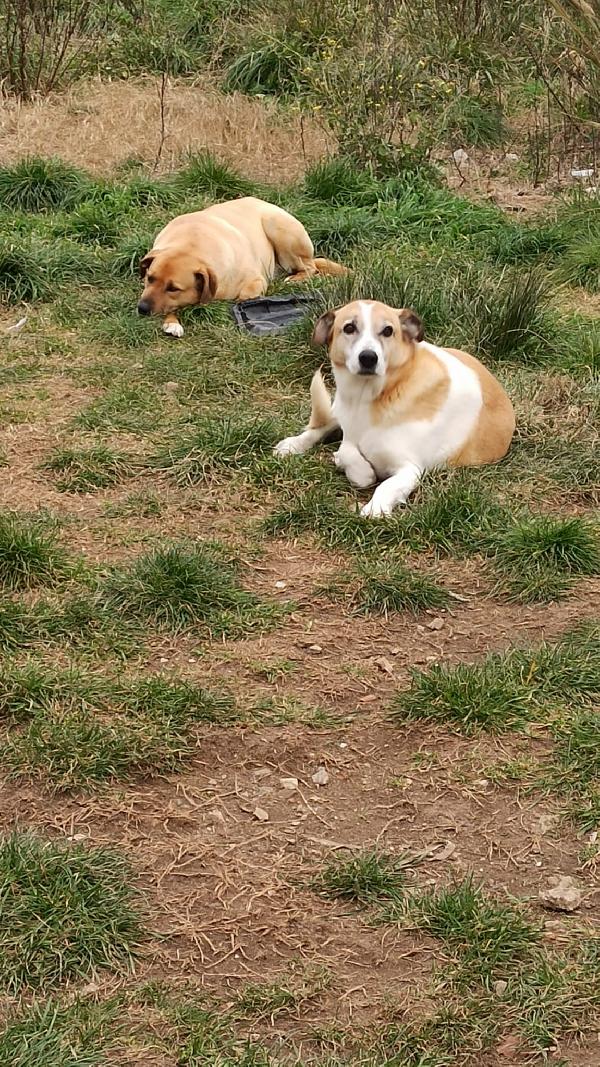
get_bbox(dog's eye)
[343,322,356,335]
[381,325,393,338]
[166,283,180,293]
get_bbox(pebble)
[539,875,582,912]
[312,766,330,787]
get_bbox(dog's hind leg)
[274,370,338,456]
[262,213,318,282]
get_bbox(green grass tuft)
[558,229,600,291]
[0,996,120,1067]
[303,156,379,205]
[0,511,71,590]
[0,235,97,303]
[0,156,89,212]
[331,559,449,616]
[154,414,280,483]
[0,832,143,992]
[392,624,600,733]
[492,515,600,601]
[313,850,410,905]
[41,445,135,492]
[102,541,284,637]
[1,668,235,787]
[173,151,256,200]
[414,877,539,979]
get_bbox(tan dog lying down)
[138,196,346,338]
[275,300,515,517]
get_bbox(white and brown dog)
[275,300,515,517]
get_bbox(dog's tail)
[309,370,333,429]
[312,257,349,277]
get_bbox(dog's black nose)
[358,349,378,372]
[137,300,151,316]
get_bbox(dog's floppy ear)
[399,307,424,342]
[195,267,218,304]
[312,307,338,348]
[139,252,156,279]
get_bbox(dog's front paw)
[274,436,303,457]
[360,496,392,519]
[163,321,184,339]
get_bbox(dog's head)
[137,250,217,316]
[312,300,423,380]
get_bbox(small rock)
[206,808,226,826]
[312,766,329,787]
[308,644,322,653]
[376,656,394,675]
[493,979,508,996]
[164,380,179,393]
[253,806,269,822]
[427,617,444,631]
[432,840,456,862]
[537,813,560,835]
[280,776,298,790]
[452,148,469,165]
[275,580,287,589]
[505,152,519,162]
[539,875,582,912]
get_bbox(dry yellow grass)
[0,77,333,181]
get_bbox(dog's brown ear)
[399,308,424,342]
[139,253,155,279]
[195,267,218,304]
[312,307,338,348]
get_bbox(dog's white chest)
[333,345,483,478]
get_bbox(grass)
[414,878,540,979]
[547,710,600,831]
[0,148,599,1062]
[0,511,72,590]
[328,559,449,616]
[492,515,600,601]
[0,997,121,1067]
[173,151,257,200]
[0,157,89,212]
[0,831,143,992]
[154,414,280,483]
[392,624,600,733]
[76,383,171,433]
[102,541,285,637]
[0,665,235,787]
[41,445,135,492]
[0,594,140,658]
[313,850,411,906]
[234,967,329,1019]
